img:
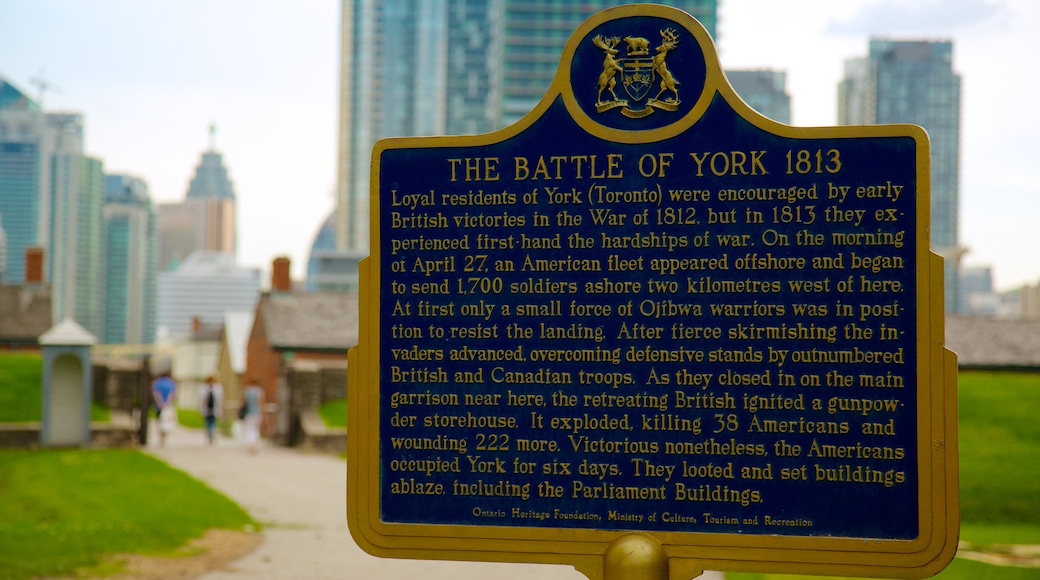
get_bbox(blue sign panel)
[350,5,956,578]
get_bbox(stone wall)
[0,424,40,448]
[285,359,347,450]
[320,364,347,403]
[295,411,346,454]
[90,411,137,448]
[0,411,136,449]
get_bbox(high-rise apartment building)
[157,144,237,271]
[726,69,791,125]
[324,0,717,290]
[40,113,105,335]
[0,219,6,282]
[103,174,158,344]
[446,1,500,136]
[498,0,717,126]
[0,77,42,285]
[839,40,962,311]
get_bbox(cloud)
[826,0,1002,36]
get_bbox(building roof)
[0,77,38,111]
[946,316,1040,370]
[39,317,97,345]
[0,286,52,345]
[186,150,235,201]
[223,310,254,373]
[171,250,252,277]
[259,292,358,352]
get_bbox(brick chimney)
[272,256,291,293]
[25,247,44,285]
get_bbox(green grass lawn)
[727,371,1040,580]
[175,408,235,438]
[319,399,347,428]
[0,353,46,422]
[957,372,1040,528]
[0,449,255,579]
[729,559,1040,580]
[176,407,204,429]
[0,352,108,422]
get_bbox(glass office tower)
[0,78,42,284]
[839,40,962,312]
[103,174,158,344]
[326,0,717,291]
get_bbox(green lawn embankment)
[0,449,255,579]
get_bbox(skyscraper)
[1,79,108,334]
[41,113,105,335]
[157,198,235,271]
[726,69,791,125]
[157,134,237,271]
[445,0,500,136]
[498,0,717,126]
[325,0,717,290]
[0,77,42,284]
[839,40,962,312]
[337,0,449,255]
[103,174,158,344]
[0,218,6,283]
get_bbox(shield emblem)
[621,57,654,102]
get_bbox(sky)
[1,0,1037,291]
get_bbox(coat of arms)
[594,28,681,118]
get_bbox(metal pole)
[138,355,151,445]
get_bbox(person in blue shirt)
[151,372,177,446]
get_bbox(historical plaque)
[348,5,957,579]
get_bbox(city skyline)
[1,0,1038,291]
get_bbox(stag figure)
[652,28,680,102]
[593,35,623,104]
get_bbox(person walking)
[198,375,223,445]
[151,371,177,447]
[241,378,265,454]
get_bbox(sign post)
[348,5,958,579]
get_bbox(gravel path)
[147,425,718,580]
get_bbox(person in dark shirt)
[198,375,223,445]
